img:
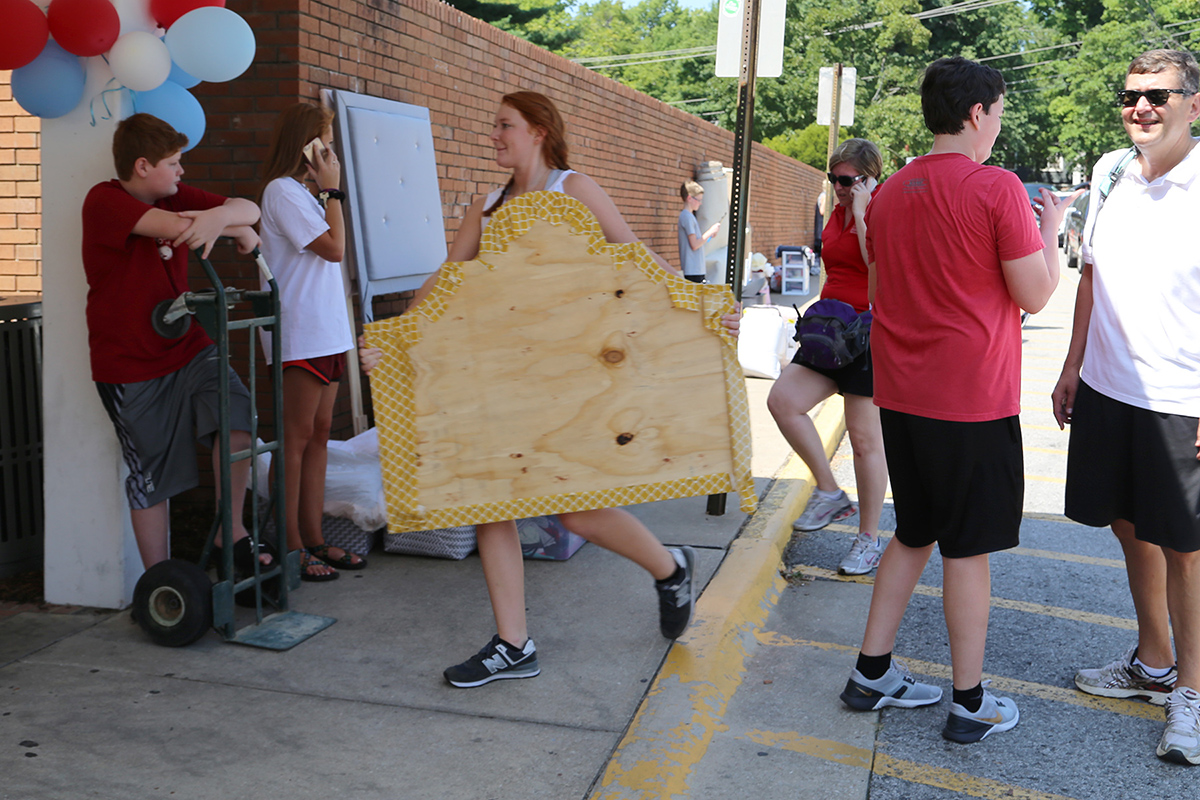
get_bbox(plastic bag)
[738,304,798,379]
[323,428,387,531]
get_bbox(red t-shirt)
[81,180,224,383]
[864,154,1043,422]
[819,199,872,313]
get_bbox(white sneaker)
[1074,646,1176,705]
[840,658,943,711]
[943,690,1020,743]
[839,533,884,575]
[1157,687,1200,765]
[792,489,856,532]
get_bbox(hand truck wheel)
[132,559,213,647]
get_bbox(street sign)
[715,0,786,78]
[816,66,856,126]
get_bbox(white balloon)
[165,7,256,84]
[109,31,171,93]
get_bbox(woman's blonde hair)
[828,138,883,179]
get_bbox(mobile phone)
[865,176,878,192]
[303,137,327,165]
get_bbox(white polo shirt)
[1080,143,1200,416]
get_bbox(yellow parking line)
[1020,422,1069,432]
[785,565,1137,630]
[824,524,1124,569]
[754,633,1162,721]
[1024,445,1068,455]
[1026,473,1066,484]
[740,729,1080,800]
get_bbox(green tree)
[494,0,1200,178]
[762,123,853,170]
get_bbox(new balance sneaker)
[1157,687,1200,765]
[840,659,943,711]
[839,533,884,575]
[443,634,539,688]
[793,489,857,532]
[1074,646,1176,705]
[943,690,1020,743]
[655,546,696,640]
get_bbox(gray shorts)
[96,345,252,509]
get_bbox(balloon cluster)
[1,0,256,151]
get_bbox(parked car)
[1061,188,1091,272]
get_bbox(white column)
[42,0,154,607]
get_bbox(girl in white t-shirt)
[258,103,363,582]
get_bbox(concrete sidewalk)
[0,373,843,800]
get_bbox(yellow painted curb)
[590,395,847,800]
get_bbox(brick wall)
[0,73,41,298]
[1,0,821,450]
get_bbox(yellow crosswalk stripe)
[740,729,1082,800]
[785,564,1137,630]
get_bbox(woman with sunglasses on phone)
[257,102,367,581]
[402,90,741,688]
[767,138,888,575]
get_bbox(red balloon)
[150,0,225,29]
[0,0,49,70]
[47,0,120,57]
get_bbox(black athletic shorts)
[792,346,873,398]
[1065,380,1200,552]
[880,408,1023,558]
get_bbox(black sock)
[856,652,892,681]
[498,636,527,651]
[953,683,984,713]
[657,564,685,585]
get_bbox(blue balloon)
[165,7,255,83]
[11,42,86,119]
[130,81,206,152]
[167,60,201,89]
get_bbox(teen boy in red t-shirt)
[81,113,269,573]
[837,57,1075,743]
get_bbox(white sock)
[815,487,841,499]
[1133,655,1173,678]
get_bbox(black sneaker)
[655,546,696,640]
[443,634,540,688]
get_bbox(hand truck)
[131,245,335,650]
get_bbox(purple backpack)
[793,299,872,370]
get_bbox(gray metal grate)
[0,296,43,578]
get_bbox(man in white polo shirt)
[1052,49,1200,766]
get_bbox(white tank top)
[481,169,575,229]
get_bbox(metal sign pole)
[708,0,763,517]
[823,63,843,221]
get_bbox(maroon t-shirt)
[81,180,224,383]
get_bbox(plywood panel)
[365,192,755,532]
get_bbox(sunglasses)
[1115,88,1195,107]
[826,173,866,187]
